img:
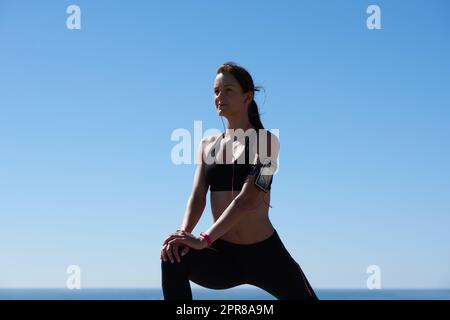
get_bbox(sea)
[0,288,449,300]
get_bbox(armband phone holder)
[254,159,273,193]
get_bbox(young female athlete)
[160,62,318,300]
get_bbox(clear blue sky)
[1,0,449,290]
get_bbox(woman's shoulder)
[248,129,279,151]
[199,133,223,157]
[201,133,222,145]
[258,129,278,142]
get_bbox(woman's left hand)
[164,233,208,251]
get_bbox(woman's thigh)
[243,241,318,300]
[181,243,245,290]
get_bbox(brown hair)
[216,62,264,130]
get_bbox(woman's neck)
[224,117,254,134]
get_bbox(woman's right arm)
[179,137,209,232]
[161,137,210,263]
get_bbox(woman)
[160,62,318,300]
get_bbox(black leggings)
[161,229,318,300]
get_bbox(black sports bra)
[205,133,254,192]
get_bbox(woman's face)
[214,72,251,117]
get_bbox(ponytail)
[248,99,264,130]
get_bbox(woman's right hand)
[161,230,191,263]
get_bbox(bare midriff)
[210,190,274,244]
